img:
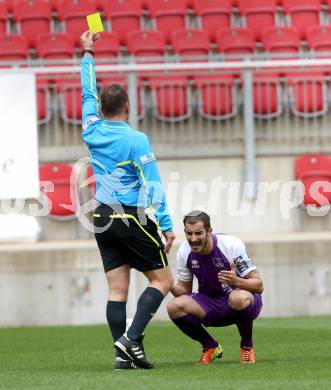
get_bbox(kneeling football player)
[167,210,263,364]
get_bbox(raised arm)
[80,31,101,130]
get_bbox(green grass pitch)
[1,316,331,390]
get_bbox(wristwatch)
[82,49,94,56]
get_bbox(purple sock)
[234,301,258,348]
[236,321,253,348]
[172,314,218,349]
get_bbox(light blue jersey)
[80,56,173,232]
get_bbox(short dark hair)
[183,210,211,230]
[100,84,129,117]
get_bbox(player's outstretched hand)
[80,30,101,50]
[162,231,176,254]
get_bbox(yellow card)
[86,12,104,33]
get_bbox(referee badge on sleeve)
[82,115,99,130]
[140,153,156,165]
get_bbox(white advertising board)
[0,73,39,199]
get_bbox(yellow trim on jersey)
[132,161,160,230]
[88,62,101,113]
[96,94,100,113]
[109,213,166,267]
[93,213,100,217]
[116,160,132,166]
[102,124,129,129]
[114,160,161,230]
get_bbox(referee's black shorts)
[93,204,168,273]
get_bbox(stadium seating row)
[3,26,331,64]
[39,161,94,218]
[39,154,331,218]
[1,0,331,47]
[35,73,329,124]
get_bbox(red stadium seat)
[3,0,14,12]
[216,28,255,57]
[98,76,146,120]
[294,154,331,208]
[171,29,210,60]
[0,2,7,35]
[136,0,149,8]
[95,0,104,9]
[127,30,166,59]
[194,74,237,119]
[102,0,142,46]
[127,30,165,81]
[306,25,331,53]
[261,27,300,56]
[253,74,282,118]
[193,0,232,42]
[49,0,60,11]
[0,34,29,65]
[93,32,120,62]
[98,75,127,87]
[148,75,191,121]
[58,0,97,46]
[287,72,327,117]
[35,33,75,63]
[282,0,321,39]
[112,0,146,9]
[238,0,277,41]
[36,79,52,124]
[39,162,77,218]
[56,78,82,123]
[128,30,166,63]
[306,26,331,74]
[13,0,52,48]
[148,0,187,44]
[262,26,326,114]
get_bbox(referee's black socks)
[106,300,127,342]
[127,287,164,342]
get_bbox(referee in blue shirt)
[80,31,175,370]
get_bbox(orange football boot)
[198,343,223,365]
[240,347,255,364]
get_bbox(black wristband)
[82,49,94,56]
